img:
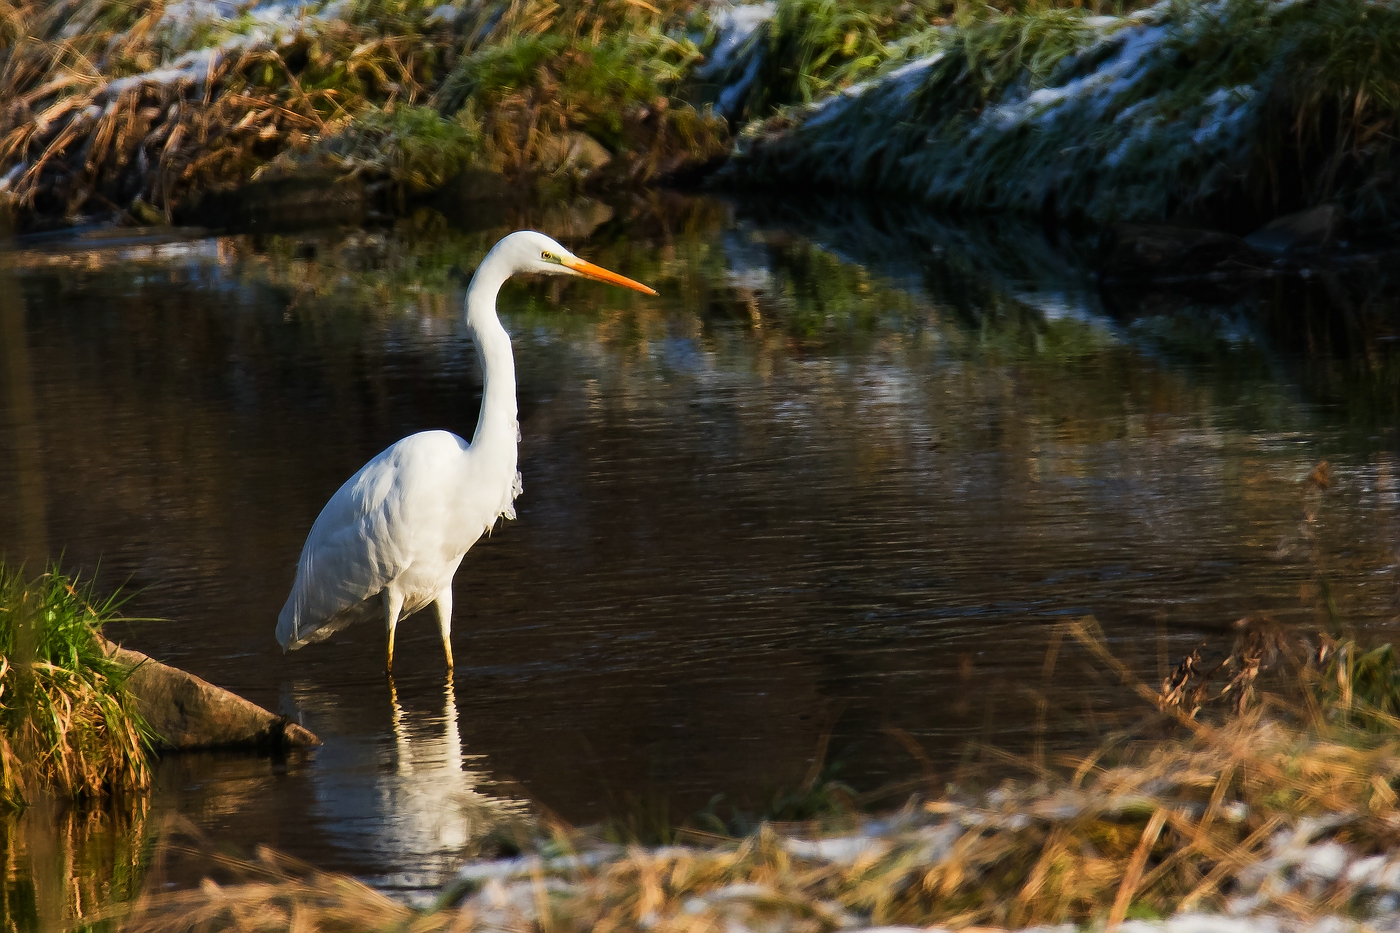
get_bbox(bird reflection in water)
[387,673,470,851]
[389,672,463,778]
[296,671,521,896]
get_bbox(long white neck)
[464,252,518,464]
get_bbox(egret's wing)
[276,433,467,650]
[276,459,404,650]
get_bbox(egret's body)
[275,231,655,671]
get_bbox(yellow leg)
[384,588,404,674]
[434,588,454,670]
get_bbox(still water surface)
[2,196,1399,906]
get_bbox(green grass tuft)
[742,0,923,115]
[299,103,487,191]
[1315,640,1400,729]
[0,561,154,810]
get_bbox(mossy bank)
[6,0,1400,239]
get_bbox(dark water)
[2,195,1400,918]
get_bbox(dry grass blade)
[1108,808,1166,927]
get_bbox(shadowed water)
[2,196,1399,919]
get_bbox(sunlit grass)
[0,0,728,226]
[0,561,153,810]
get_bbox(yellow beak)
[562,256,657,295]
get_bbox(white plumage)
[276,230,656,671]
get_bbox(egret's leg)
[384,588,404,674]
[434,588,455,670]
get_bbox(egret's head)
[497,230,656,295]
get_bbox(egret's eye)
[542,251,552,261]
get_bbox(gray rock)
[1245,204,1344,254]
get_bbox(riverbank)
[0,0,731,231]
[5,0,1399,244]
[111,621,1400,933]
[723,0,1400,239]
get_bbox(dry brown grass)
[113,845,467,933]
[0,1,369,224]
[105,677,1400,933]
[0,0,726,228]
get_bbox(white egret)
[275,231,656,672]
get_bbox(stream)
[1,193,1398,921]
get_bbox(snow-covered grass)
[5,0,1398,232]
[728,0,1400,232]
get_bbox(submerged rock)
[101,637,319,751]
[1245,205,1345,255]
[1102,224,1261,280]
